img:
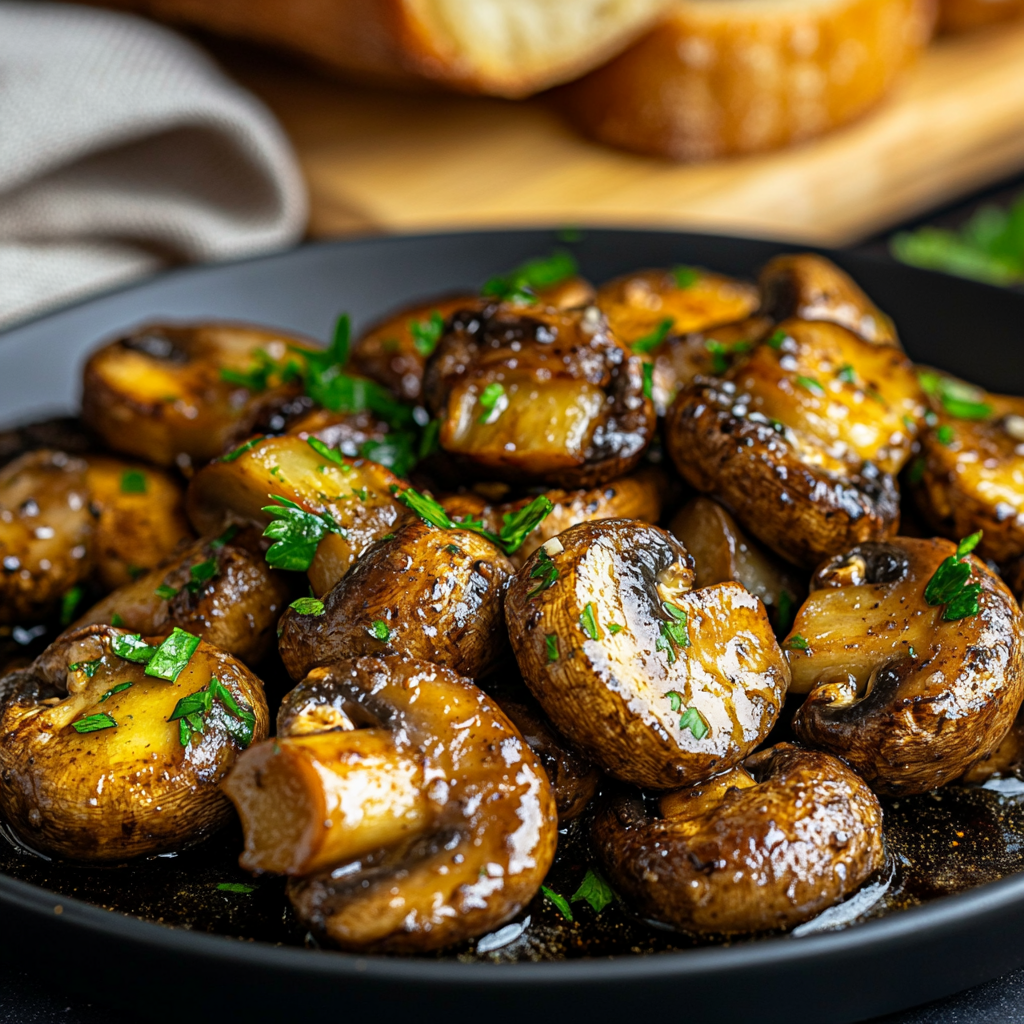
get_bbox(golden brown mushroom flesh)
[0,623,269,860]
[0,451,93,624]
[81,323,320,468]
[185,434,407,595]
[592,744,884,935]
[505,519,789,789]
[422,302,655,488]
[82,456,192,590]
[788,537,1024,796]
[670,496,805,634]
[911,370,1024,564]
[222,656,558,953]
[278,519,513,681]
[441,466,666,569]
[666,318,924,567]
[759,254,900,347]
[74,532,289,665]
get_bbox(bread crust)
[559,0,936,160]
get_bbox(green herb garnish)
[60,585,83,626]
[186,558,218,594]
[837,364,856,384]
[656,603,689,661]
[111,633,155,664]
[540,885,573,922]
[290,597,325,616]
[71,712,117,734]
[907,457,927,484]
[571,868,615,914]
[787,634,810,652]
[360,435,417,477]
[482,250,578,304]
[673,265,700,289]
[68,659,101,677]
[120,469,147,494]
[795,375,825,396]
[371,620,391,641]
[767,329,788,350]
[477,382,507,424]
[924,531,984,621]
[110,613,124,627]
[918,372,992,421]
[642,362,654,400]
[936,424,956,446]
[170,676,256,748]
[99,681,132,702]
[666,690,683,712]
[527,548,559,598]
[155,584,179,601]
[546,634,559,662]
[776,590,795,633]
[209,524,239,550]
[705,339,729,375]
[411,311,445,357]
[261,495,344,572]
[145,627,201,682]
[221,436,266,463]
[607,623,624,635]
[679,706,709,740]
[632,317,673,355]
[217,882,255,894]
[580,602,601,641]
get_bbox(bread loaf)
[937,0,1024,32]
[89,0,673,98]
[558,0,936,161]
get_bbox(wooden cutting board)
[221,19,1024,246]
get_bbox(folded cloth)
[0,1,308,329]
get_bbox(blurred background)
[1,0,1023,331]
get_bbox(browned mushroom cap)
[669,496,805,634]
[0,623,268,860]
[910,370,1024,564]
[422,302,655,488]
[74,531,289,665]
[82,456,192,591]
[961,712,1024,784]
[0,450,93,623]
[788,537,1024,796]
[759,254,900,347]
[81,323,320,467]
[666,318,924,567]
[442,466,667,569]
[185,434,408,595]
[278,519,513,681]
[222,656,558,953]
[595,266,760,348]
[505,519,789,789]
[592,743,884,935]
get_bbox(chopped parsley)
[795,375,825,396]
[705,339,729,375]
[120,469,147,494]
[289,597,325,616]
[632,317,673,355]
[580,602,601,641]
[918,371,992,421]
[145,627,201,682]
[571,868,615,914]
[924,531,984,621]
[410,311,445,357]
[444,543,460,554]
[656,603,689,662]
[678,706,709,740]
[666,690,684,712]
[71,712,117,734]
[775,590,795,633]
[155,584,179,601]
[477,381,507,424]
[767,329,788,350]
[673,265,700,289]
[60,585,83,626]
[186,558,218,594]
[787,634,810,652]
[110,612,124,627]
[209,524,239,550]
[837,364,856,384]
[217,882,255,894]
[220,436,267,463]
[262,495,344,572]
[170,676,256,748]
[482,250,578,304]
[527,548,559,598]
[540,885,573,922]
[68,659,102,677]
[546,634,559,662]
[936,424,956,446]
[370,620,391,642]
[642,362,654,400]
[99,681,132,702]
[360,435,417,477]
[111,632,155,664]
[907,457,927,484]
[607,623,624,635]
[306,436,346,467]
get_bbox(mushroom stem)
[224,730,431,876]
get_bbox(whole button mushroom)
[222,656,558,953]
[592,743,884,935]
[788,535,1024,796]
[505,519,790,789]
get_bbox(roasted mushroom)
[666,318,924,567]
[278,519,513,681]
[788,536,1024,795]
[83,456,192,590]
[505,519,789,789]
[669,496,805,633]
[422,301,655,487]
[185,434,407,595]
[0,451,93,624]
[759,254,899,347]
[910,370,1024,564]
[595,266,760,347]
[74,532,289,665]
[223,656,558,952]
[593,744,884,934]
[0,623,268,860]
[81,323,318,467]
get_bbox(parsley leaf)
[120,469,147,494]
[642,362,654,400]
[705,339,729,375]
[68,659,102,678]
[307,436,347,466]
[410,311,445,357]
[776,590,795,633]
[546,634,559,662]
[580,602,601,641]
[155,584,179,601]
[767,329,788,350]
[656,603,689,660]
[571,868,616,914]
[673,265,700,289]
[171,676,255,748]
[361,435,417,478]
[209,524,239,550]
[262,495,344,572]
[111,633,155,664]
[787,634,810,652]
[540,885,573,922]
[527,548,559,598]
[72,712,117,734]
[289,597,325,616]
[110,612,124,627]
[482,250,578,304]
[919,372,992,421]
[924,531,984,621]
[99,681,132,702]
[499,496,554,554]
[936,424,956,446]
[632,317,673,354]
[60,585,83,626]
[796,375,825,396]
[221,436,267,463]
[837,364,856,384]
[666,690,683,712]
[185,558,218,594]
[477,382,507,424]
[217,882,255,894]
[370,620,391,641]
[679,706,709,740]
[145,627,201,682]
[607,623,624,635]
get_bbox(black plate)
[2,229,1024,1024]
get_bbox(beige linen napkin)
[0,1,308,329]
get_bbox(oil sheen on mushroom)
[505,519,790,789]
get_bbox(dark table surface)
[2,175,1023,1024]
